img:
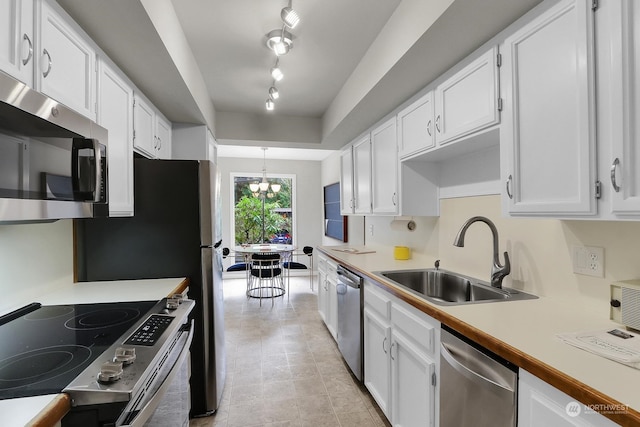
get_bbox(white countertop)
[320,245,640,424]
[1,277,187,427]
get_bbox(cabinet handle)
[506,174,513,199]
[22,34,33,66]
[390,342,396,360]
[426,120,432,136]
[42,49,52,78]
[435,115,441,133]
[382,337,388,354]
[392,192,397,206]
[611,158,621,192]
[157,137,162,150]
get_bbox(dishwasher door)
[336,265,363,381]
[440,327,518,426]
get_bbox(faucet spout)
[453,216,511,288]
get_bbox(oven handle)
[120,320,194,427]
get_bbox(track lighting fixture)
[281,1,300,29]
[269,86,279,100]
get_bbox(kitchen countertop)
[319,245,640,426]
[1,277,188,427]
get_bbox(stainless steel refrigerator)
[74,158,225,416]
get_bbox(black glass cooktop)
[0,300,156,400]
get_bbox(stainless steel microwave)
[0,71,108,222]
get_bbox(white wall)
[0,220,74,313]
[218,157,323,269]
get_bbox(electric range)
[0,300,157,400]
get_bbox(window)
[230,173,296,246]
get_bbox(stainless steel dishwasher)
[440,326,518,426]
[336,265,363,381]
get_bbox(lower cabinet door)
[363,307,391,418]
[391,329,436,427]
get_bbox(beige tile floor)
[189,275,390,427]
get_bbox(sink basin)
[375,268,537,305]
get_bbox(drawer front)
[364,282,391,319]
[391,302,437,356]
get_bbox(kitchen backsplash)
[365,194,640,317]
[0,220,74,313]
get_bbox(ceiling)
[56,0,543,155]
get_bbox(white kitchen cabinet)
[133,93,171,159]
[353,135,372,215]
[133,93,155,158]
[340,148,354,214]
[371,117,398,215]
[0,0,34,86]
[317,254,337,340]
[38,0,95,119]
[97,58,134,217]
[364,281,439,426]
[596,0,640,216]
[397,91,435,159]
[155,114,172,159]
[519,370,618,427]
[172,124,217,163]
[500,0,597,217]
[434,46,500,146]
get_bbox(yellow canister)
[394,246,411,260]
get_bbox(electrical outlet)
[369,224,374,236]
[572,245,604,277]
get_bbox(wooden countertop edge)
[170,278,190,297]
[26,394,71,427]
[319,248,640,426]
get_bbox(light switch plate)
[572,245,604,277]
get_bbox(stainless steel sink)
[375,268,537,305]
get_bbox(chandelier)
[250,148,281,198]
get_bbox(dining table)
[232,244,296,299]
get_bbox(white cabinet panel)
[435,47,500,146]
[599,0,640,215]
[501,0,596,216]
[371,117,398,215]
[0,0,34,86]
[363,306,391,418]
[97,59,133,217]
[340,148,354,214]
[363,281,439,426]
[391,329,436,427]
[155,114,172,159]
[133,94,155,158]
[519,370,618,427]
[398,91,435,159]
[38,0,95,119]
[353,135,372,214]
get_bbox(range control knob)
[114,347,136,365]
[166,296,180,310]
[611,299,621,308]
[98,361,123,383]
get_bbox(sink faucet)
[453,216,510,289]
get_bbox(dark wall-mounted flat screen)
[324,182,347,242]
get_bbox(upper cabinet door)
[97,59,134,217]
[397,91,435,159]
[38,1,95,119]
[133,94,156,158]
[353,135,372,215]
[435,46,500,146]
[340,148,354,215]
[371,117,399,215]
[501,0,597,216]
[0,0,34,86]
[599,0,640,215]
[155,114,172,160]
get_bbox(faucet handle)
[502,252,511,275]
[434,259,440,270]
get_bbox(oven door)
[117,320,194,427]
